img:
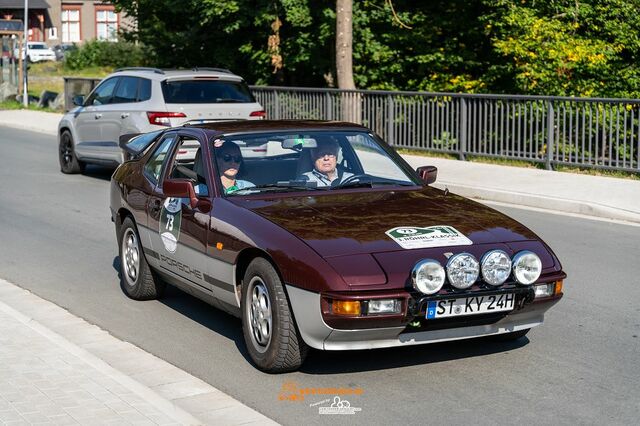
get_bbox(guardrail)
[62,77,639,172]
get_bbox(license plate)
[426,293,515,319]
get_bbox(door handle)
[94,113,102,119]
[121,113,130,119]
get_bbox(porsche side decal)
[159,197,182,253]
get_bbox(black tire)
[241,258,308,373]
[118,216,165,300]
[492,328,530,342]
[59,130,85,174]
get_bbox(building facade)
[0,0,134,45]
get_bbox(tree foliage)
[112,0,640,97]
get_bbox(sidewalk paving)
[1,109,638,223]
[0,279,277,426]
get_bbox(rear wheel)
[241,258,308,373]
[118,216,165,300]
[59,130,85,174]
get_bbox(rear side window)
[161,79,255,104]
[138,78,151,101]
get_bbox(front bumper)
[286,284,561,350]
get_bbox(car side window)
[138,78,151,102]
[167,137,209,196]
[85,77,119,106]
[112,76,139,104]
[143,134,175,185]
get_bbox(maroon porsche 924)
[110,120,565,372]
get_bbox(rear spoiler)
[119,130,163,159]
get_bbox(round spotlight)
[481,250,512,286]
[412,259,446,295]
[512,251,542,285]
[446,253,479,289]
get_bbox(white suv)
[58,67,265,173]
[15,42,56,62]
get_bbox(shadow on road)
[82,165,115,182]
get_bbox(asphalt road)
[1,126,639,425]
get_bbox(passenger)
[299,139,353,187]
[215,141,254,194]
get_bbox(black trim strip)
[204,274,235,292]
[146,248,159,260]
[77,141,119,147]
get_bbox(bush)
[64,40,146,70]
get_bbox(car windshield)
[29,44,47,50]
[211,130,419,196]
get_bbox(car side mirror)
[163,179,202,210]
[72,95,85,106]
[416,166,437,185]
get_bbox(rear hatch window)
[161,79,256,104]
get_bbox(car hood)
[234,187,540,258]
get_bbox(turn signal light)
[332,300,361,316]
[554,280,563,296]
[147,111,187,126]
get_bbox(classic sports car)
[110,120,565,372]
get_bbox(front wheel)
[241,258,308,373]
[59,130,85,174]
[118,216,165,300]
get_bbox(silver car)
[58,67,265,173]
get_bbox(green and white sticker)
[386,226,473,249]
[159,197,182,253]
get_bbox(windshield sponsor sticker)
[386,226,473,249]
[159,197,182,253]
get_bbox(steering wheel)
[336,173,371,187]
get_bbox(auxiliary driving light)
[481,250,512,286]
[412,259,446,295]
[446,253,480,289]
[512,251,542,285]
[367,299,401,315]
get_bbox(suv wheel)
[59,130,85,174]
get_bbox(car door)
[74,77,119,158]
[146,131,213,292]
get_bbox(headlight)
[481,250,512,286]
[446,253,479,289]
[512,251,542,285]
[412,259,445,295]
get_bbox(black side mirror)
[416,166,437,185]
[72,95,85,106]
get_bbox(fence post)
[546,101,554,170]
[459,97,467,161]
[387,94,394,146]
[325,92,332,121]
[274,91,280,120]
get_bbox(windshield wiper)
[333,180,415,190]
[235,182,323,193]
[215,98,245,103]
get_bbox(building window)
[61,6,81,42]
[96,6,118,41]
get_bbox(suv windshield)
[211,130,419,196]
[161,80,255,104]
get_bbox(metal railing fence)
[251,86,640,173]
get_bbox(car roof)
[188,120,371,135]
[112,67,242,82]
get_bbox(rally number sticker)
[386,225,472,249]
[159,197,182,253]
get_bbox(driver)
[215,141,254,194]
[298,139,353,187]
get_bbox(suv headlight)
[512,251,542,285]
[481,250,512,286]
[446,253,479,289]
[412,259,445,295]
